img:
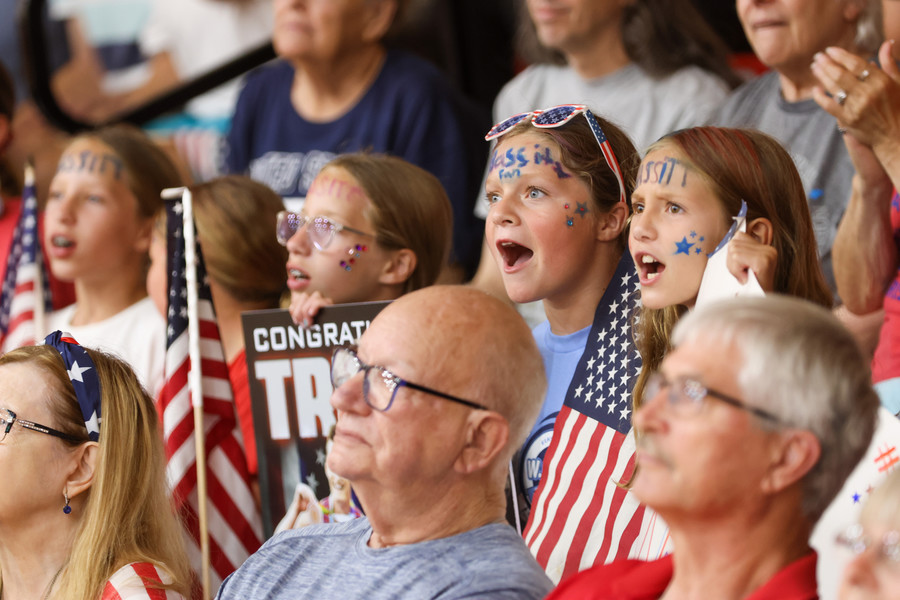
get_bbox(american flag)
[157,197,262,595]
[523,253,670,584]
[0,166,52,352]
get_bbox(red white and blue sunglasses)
[485,104,627,205]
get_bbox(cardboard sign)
[241,301,389,537]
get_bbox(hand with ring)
[811,42,900,153]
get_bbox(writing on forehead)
[638,156,689,187]
[57,150,124,180]
[488,144,572,180]
[307,174,367,204]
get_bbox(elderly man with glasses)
[216,285,553,599]
[549,295,880,600]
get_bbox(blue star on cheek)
[694,247,702,254]
[674,236,695,255]
[575,202,589,218]
[690,230,697,238]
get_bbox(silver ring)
[858,69,870,82]
[836,89,848,105]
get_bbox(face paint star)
[694,247,702,254]
[575,202,589,218]
[674,236,695,255]
[67,360,92,382]
[689,230,697,238]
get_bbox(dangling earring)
[63,488,71,515]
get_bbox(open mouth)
[497,240,534,269]
[638,253,665,281]
[51,235,74,248]
[287,267,309,281]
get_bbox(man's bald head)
[370,286,546,456]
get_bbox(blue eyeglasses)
[330,348,488,412]
[485,103,627,205]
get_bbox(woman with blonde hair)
[0,332,191,599]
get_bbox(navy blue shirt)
[224,50,479,266]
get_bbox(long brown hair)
[632,127,833,410]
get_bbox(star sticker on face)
[575,202,589,218]
[67,360,92,383]
[674,236,695,255]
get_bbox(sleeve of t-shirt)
[223,76,257,175]
[138,0,174,58]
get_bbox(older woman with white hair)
[838,467,900,599]
[711,0,882,301]
[548,295,879,599]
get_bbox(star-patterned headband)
[43,331,102,442]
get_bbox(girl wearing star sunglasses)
[279,153,452,327]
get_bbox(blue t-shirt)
[216,517,553,599]
[516,320,591,504]
[223,50,478,267]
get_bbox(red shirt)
[872,189,900,384]
[228,348,258,476]
[545,552,819,600]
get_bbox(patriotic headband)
[43,331,102,442]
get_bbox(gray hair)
[862,467,900,530]
[672,295,878,524]
[855,0,884,55]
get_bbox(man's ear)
[760,430,821,495]
[378,248,416,286]
[66,441,99,499]
[455,412,509,475]
[747,217,774,246]
[595,202,628,242]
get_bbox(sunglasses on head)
[485,104,627,205]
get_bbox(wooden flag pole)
[168,186,211,599]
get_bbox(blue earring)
[63,489,71,515]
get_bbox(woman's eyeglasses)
[0,407,85,443]
[485,103,627,205]
[276,211,376,250]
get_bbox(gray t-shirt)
[710,70,852,297]
[215,517,554,599]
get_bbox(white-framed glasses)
[837,524,900,566]
[276,211,376,250]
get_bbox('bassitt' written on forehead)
[307,172,368,205]
[638,156,691,188]
[57,149,124,180]
[488,143,572,181]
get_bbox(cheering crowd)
[0,0,898,599]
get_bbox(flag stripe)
[158,197,261,592]
[522,255,670,584]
